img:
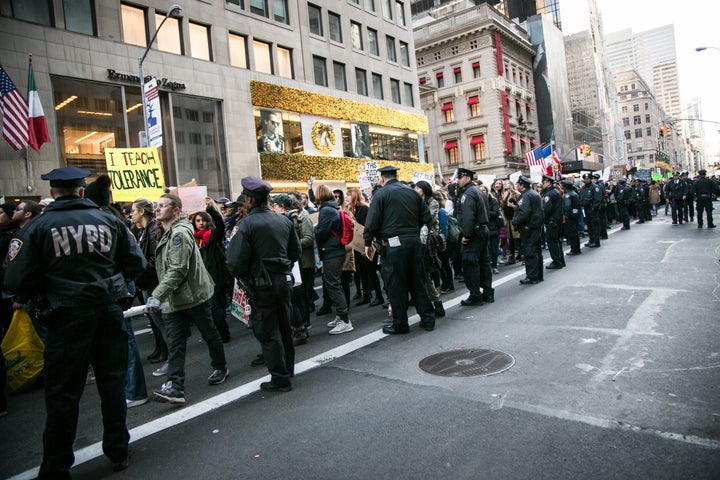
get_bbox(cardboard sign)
[365,161,379,185]
[529,165,543,183]
[477,175,496,188]
[230,279,251,326]
[104,148,165,202]
[176,185,208,213]
[509,171,522,184]
[358,174,372,191]
[412,171,434,185]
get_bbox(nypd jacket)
[542,187,563,225]
[152,217,214,313]
[457,183,490,239]
[512,189,543,230]
[363,179,431,245]
[3,196,146,308]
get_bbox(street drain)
[419,349,515,377]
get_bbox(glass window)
[395,1,405,26]
[121,4,146,47]
[189,22,211,61]
[308,4,322,36]
[365,0,375,11]
[390,78,400,104]
[633,115,641,125]
[635,129,642,138]
[229,33,247,68]
[11,0,52,26]
[313,55,328,87]
[473,140,485,162]
[155,13,182,55]
[356,68,368,96]
[253,40,272,74]
[250,0,268,17]
[277,46,293,79]
[382,0,392,20]
[368,29,379,56]
[454,68,461,83]
[444,106,454,123]
[403,82,413,107]
[351,22,362,50]
[273,0,288,23]
[470,103,480,117]
[399,41,409,67]
[328,12,342,42]
[333,62,347,91]
[386,35,396,62]
[447,144,459,165]
[63,0,95,35]
[646,127,652,136]
[624,130,631,140]
[633,104,639,112]
[372,73,383,100]
[645,114,650,123]
[226,0,243,6]
[472,62,480,78]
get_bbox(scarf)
[194,228,211,248]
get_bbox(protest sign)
[104,148,165,202]
[176,185,208,213]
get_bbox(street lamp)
[139,4,183,147]
[695,46,720,52]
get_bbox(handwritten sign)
[104,148,165,202]
[411,171,434,185]
[176,185,208,213]
[365,161,379,185]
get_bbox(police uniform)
[455,168,493,305]
[593,174,609,238]
[560,179,582,254]
[512,176,544,283]
[681,172,694,222]
[227,177,301,390]
[363,165,435,333]
[541,176,565,269]
[693,170,720,228]
[3,167,147,477]
[665,175,687,224]
[579,173,602,247]
[616,179,632,230]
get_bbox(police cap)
[541,175,554,183]
[582,173,594,180]
[618,178,627,185]
[592,173,601,179]
[516,175,532,187]
[241,176,273,196]
[698,169,707,176]
[457,168,475,179]
[40,166,90,188]
[680,171,688,176]
[378,165,399,174]
[560,179,574,189]
[216,197,231,204]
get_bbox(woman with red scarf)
[189,199,231,342]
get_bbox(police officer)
[512,175,544,284]
[593,174,609,239]
[579,173,602,247]
[3,167,147,477]
[455,168,494,306]
[681,171,695,223]
[665,173,687,225]
[541,175,565,269]
[363,166,435,333]
[227,177,301,391]
[560,179,582,255]
[616,178,632,230]
[693,169,720,228]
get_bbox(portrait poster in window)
[257,109,286,153]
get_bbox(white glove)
[145,296,162,312]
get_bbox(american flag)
[525,144,551,168]
[0,66,28,151]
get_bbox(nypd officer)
[3,167,146,478]
[616,178,632,230]
[363,165,436,333]
[455,168,494,306]
[560,179,582,255]
[227,177,301,391]
[579,173,602,247]
[512,175,544,284]
[541,175,565,269]
[694,169,720,228]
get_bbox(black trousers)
[520,228,543,281]
[380,235,435,329]
[671,198,684,223]
[696,196,714,226]
[585,210,601,245]
[39,303,129,479]
[545,223,564,266]
[250,274,295,385]
[619,205,630,229]
[461,234,492,301]
[563,216,581,253]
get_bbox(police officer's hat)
[698,169,707,176]
[378,165,399,174]
[680,171,689,176]
[582,173,593,180]
[541,175,555,183]
[560,179,574,189]
[618,178,627,184]
[457,168,475,179]
[40,166,90,188]
[516,175,532,187]
[241,176,273,196]
[592,173,601,179]
[216,197,231,205]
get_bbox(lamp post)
[695,46,720,52]
[139,4,183,147]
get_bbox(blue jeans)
[124,316,147,401]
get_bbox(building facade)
[0,0,430,199]
[413,1,537,179]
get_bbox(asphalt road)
[4,213,720,479]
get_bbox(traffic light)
[584,145,591,157]
[664,126,671,137]
[659,125,665,137]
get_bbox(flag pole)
[24,53,34,192]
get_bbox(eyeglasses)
[156,203,173,210]
[14,207,25,212]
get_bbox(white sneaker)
[152,361,169,377]
[126,397,149,408]
[329,320,354,335]
[327,316,341,328]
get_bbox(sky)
[559,0,720,164]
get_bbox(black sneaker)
[250,354,265,367]
[260,381,292,392]
[153,382,185,404]
[112,457,130,472]
[208,368,229,385]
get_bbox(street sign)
[144,78,163,148]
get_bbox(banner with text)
[104,147,165,202]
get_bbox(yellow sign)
[104,148,165,202]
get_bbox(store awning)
[470,135,484,146]
[441,102,453,111]
[466,96,479,106]
[453,67,461,74]
[444,140,458,150]
[419,77,427,84]
[520,138,530,145]
[471,62,480,69]
[436,72,444,79]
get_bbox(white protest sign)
[176,185,208,213]
[412,171,434,185]
[602,166,612,182]
[477,175,495,188]
[358,173,371,191]
[365,161,379,185]
[529,165,544,183]
[509,171,523,183]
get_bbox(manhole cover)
[419,349,515,377]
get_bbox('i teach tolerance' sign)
[104,148,165,202]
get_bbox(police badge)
[7,238,22,261]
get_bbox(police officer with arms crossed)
[227,177,301,391]
[455,168,494,306]
[363,165,436,333]
[512,175,544,284]
[3,167,147,477]
[541,175,565,270]
[148,193,229,404]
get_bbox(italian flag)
[27,60,49,152]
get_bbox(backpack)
[447,215,461,243]
[331,209,355,246]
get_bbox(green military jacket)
[152,217,214,313]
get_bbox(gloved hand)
[145,296,162,312]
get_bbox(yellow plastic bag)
[2,309,45,392]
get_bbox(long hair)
[315,184,334,203]
[415,180,433,199]
[189,211,215,231]
[133,198,154,219]
[346,188,367,215]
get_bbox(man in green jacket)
[147,193,228,404]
